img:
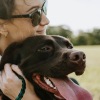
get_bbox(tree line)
[46,25,100,45]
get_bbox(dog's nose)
[69,51,86,64]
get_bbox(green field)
[69,45,100,100]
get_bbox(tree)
[73,31,88,45]
[46,25,73,39]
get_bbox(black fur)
[0,35,85,100]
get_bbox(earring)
[0,29,9,37]
[0,24,9,37]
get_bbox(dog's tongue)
[50,77,93,100]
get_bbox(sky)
[47,0,100,34]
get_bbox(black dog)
[0,35,92,100]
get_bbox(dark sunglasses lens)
[31,11,41,26]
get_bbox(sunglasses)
[12,1,47,26]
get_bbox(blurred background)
[47,0,100,100]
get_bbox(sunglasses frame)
[12,1,47,26]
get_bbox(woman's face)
[0,0,49,54]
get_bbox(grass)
[69,45,100,100]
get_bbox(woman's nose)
[39,13,50,26]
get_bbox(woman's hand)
[0,64,40,100]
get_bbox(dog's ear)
[0,42,21,70]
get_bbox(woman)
[0,0,49,99]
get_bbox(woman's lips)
[37,30,45,34]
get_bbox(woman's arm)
[0,64,40,100]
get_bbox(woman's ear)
[0,24,8,37]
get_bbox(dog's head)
[0,35,86,76]
[0,35,92,100]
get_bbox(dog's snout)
[69,51,86,63]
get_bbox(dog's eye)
[38,45,53,52]
[65,41,73,49]
[67,45,73,49]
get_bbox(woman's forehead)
[14,0,46,14]
[15,0,45,6]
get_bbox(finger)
[0,71,7,92]
[2,71,7,84]
[11,65,23,77]
[0,71,2,89]
[4,64,14,78]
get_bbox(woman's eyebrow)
[26,6,39,12]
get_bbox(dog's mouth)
[32,74,92,100]
[32,74,64,99]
